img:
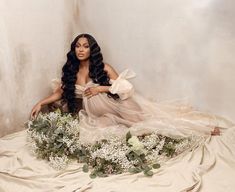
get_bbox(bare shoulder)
[104,63,118,80]
[104,63,116,72]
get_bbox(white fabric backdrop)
[1,0,235,137]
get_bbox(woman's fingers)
[84,88,92,97]
[30,106,40,120]
[30,111,35,120]
[30,110,37,120]
[84,87,98,98]
[84,88,89,95]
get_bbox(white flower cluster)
[145,135,202,165]
[39,112,50,122]
[64,119,80,135]
[146,153,169,165]
[141,132,160,150]
[90,138,133,170]
[61,136,74,147]
[68,140,81,154]
[27,111,203,175]
[174,135,203,154]
[145,137,166,163]
[47,111,60,121]
[28,130,50,144]
[128,136,147,155]
[26,121,33,129]
[49,155,69,170]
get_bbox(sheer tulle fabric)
[52,69,234,144]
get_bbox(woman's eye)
[75,45,89,48]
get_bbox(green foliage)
[144,170,153,177]
[82,164,89,173]
[128,167,142,174]
[27,110,195,178]
[89,172,97,179]
[126,131,132,143]
[152,163,161,169]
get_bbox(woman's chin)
[78,57,89,61]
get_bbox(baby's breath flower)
[26,110,201,177]
[49,155,69,170]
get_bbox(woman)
[31,33,220,143]
[1,34,235,192]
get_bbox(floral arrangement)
[26,110,201,178]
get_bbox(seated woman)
[31,34,221,144]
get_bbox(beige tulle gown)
[1,69,235,192]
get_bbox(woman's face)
[75,37,90,61]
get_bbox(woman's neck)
[79,60,89,69]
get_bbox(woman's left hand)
[84,87,100,98]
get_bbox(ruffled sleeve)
[51,78,61,93]
[109,69,136,100]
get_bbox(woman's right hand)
[30,103,42,120]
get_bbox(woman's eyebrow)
[76,43,89,46]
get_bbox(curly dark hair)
[61,34,119,113]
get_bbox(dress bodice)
[74,81,99,98]
[51,69,136,100]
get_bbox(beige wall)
[77,0,235,121]
[1,0,235,137]
[0,0,80,136]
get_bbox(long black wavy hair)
[61,34,119,113]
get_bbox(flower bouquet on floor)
[26,109,80,169]
[26,109,202,178]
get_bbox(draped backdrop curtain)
[1,0,235,137]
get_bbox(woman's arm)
[104,63,119,80]
[84,64,118,97]
[38,87,63,106]
[30,87,63,119]
[100,63,119,92]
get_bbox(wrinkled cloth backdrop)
[1,0,235,137]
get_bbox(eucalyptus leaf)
[152,163,160,169]
[89,173,97,179]
[79,156,87,163]
[128,167,136,173]
[142,164,152,172]
[126,131,132,142]
[144,170,153,177]
[128,167,142,174]
[139,154,145,160]
[81,148,87,155]
[82,164,89,173]
[97,172,108,177]
[133,149,143,156]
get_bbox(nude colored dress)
[51,69,232,144]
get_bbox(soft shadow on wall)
[0,0,80,137]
